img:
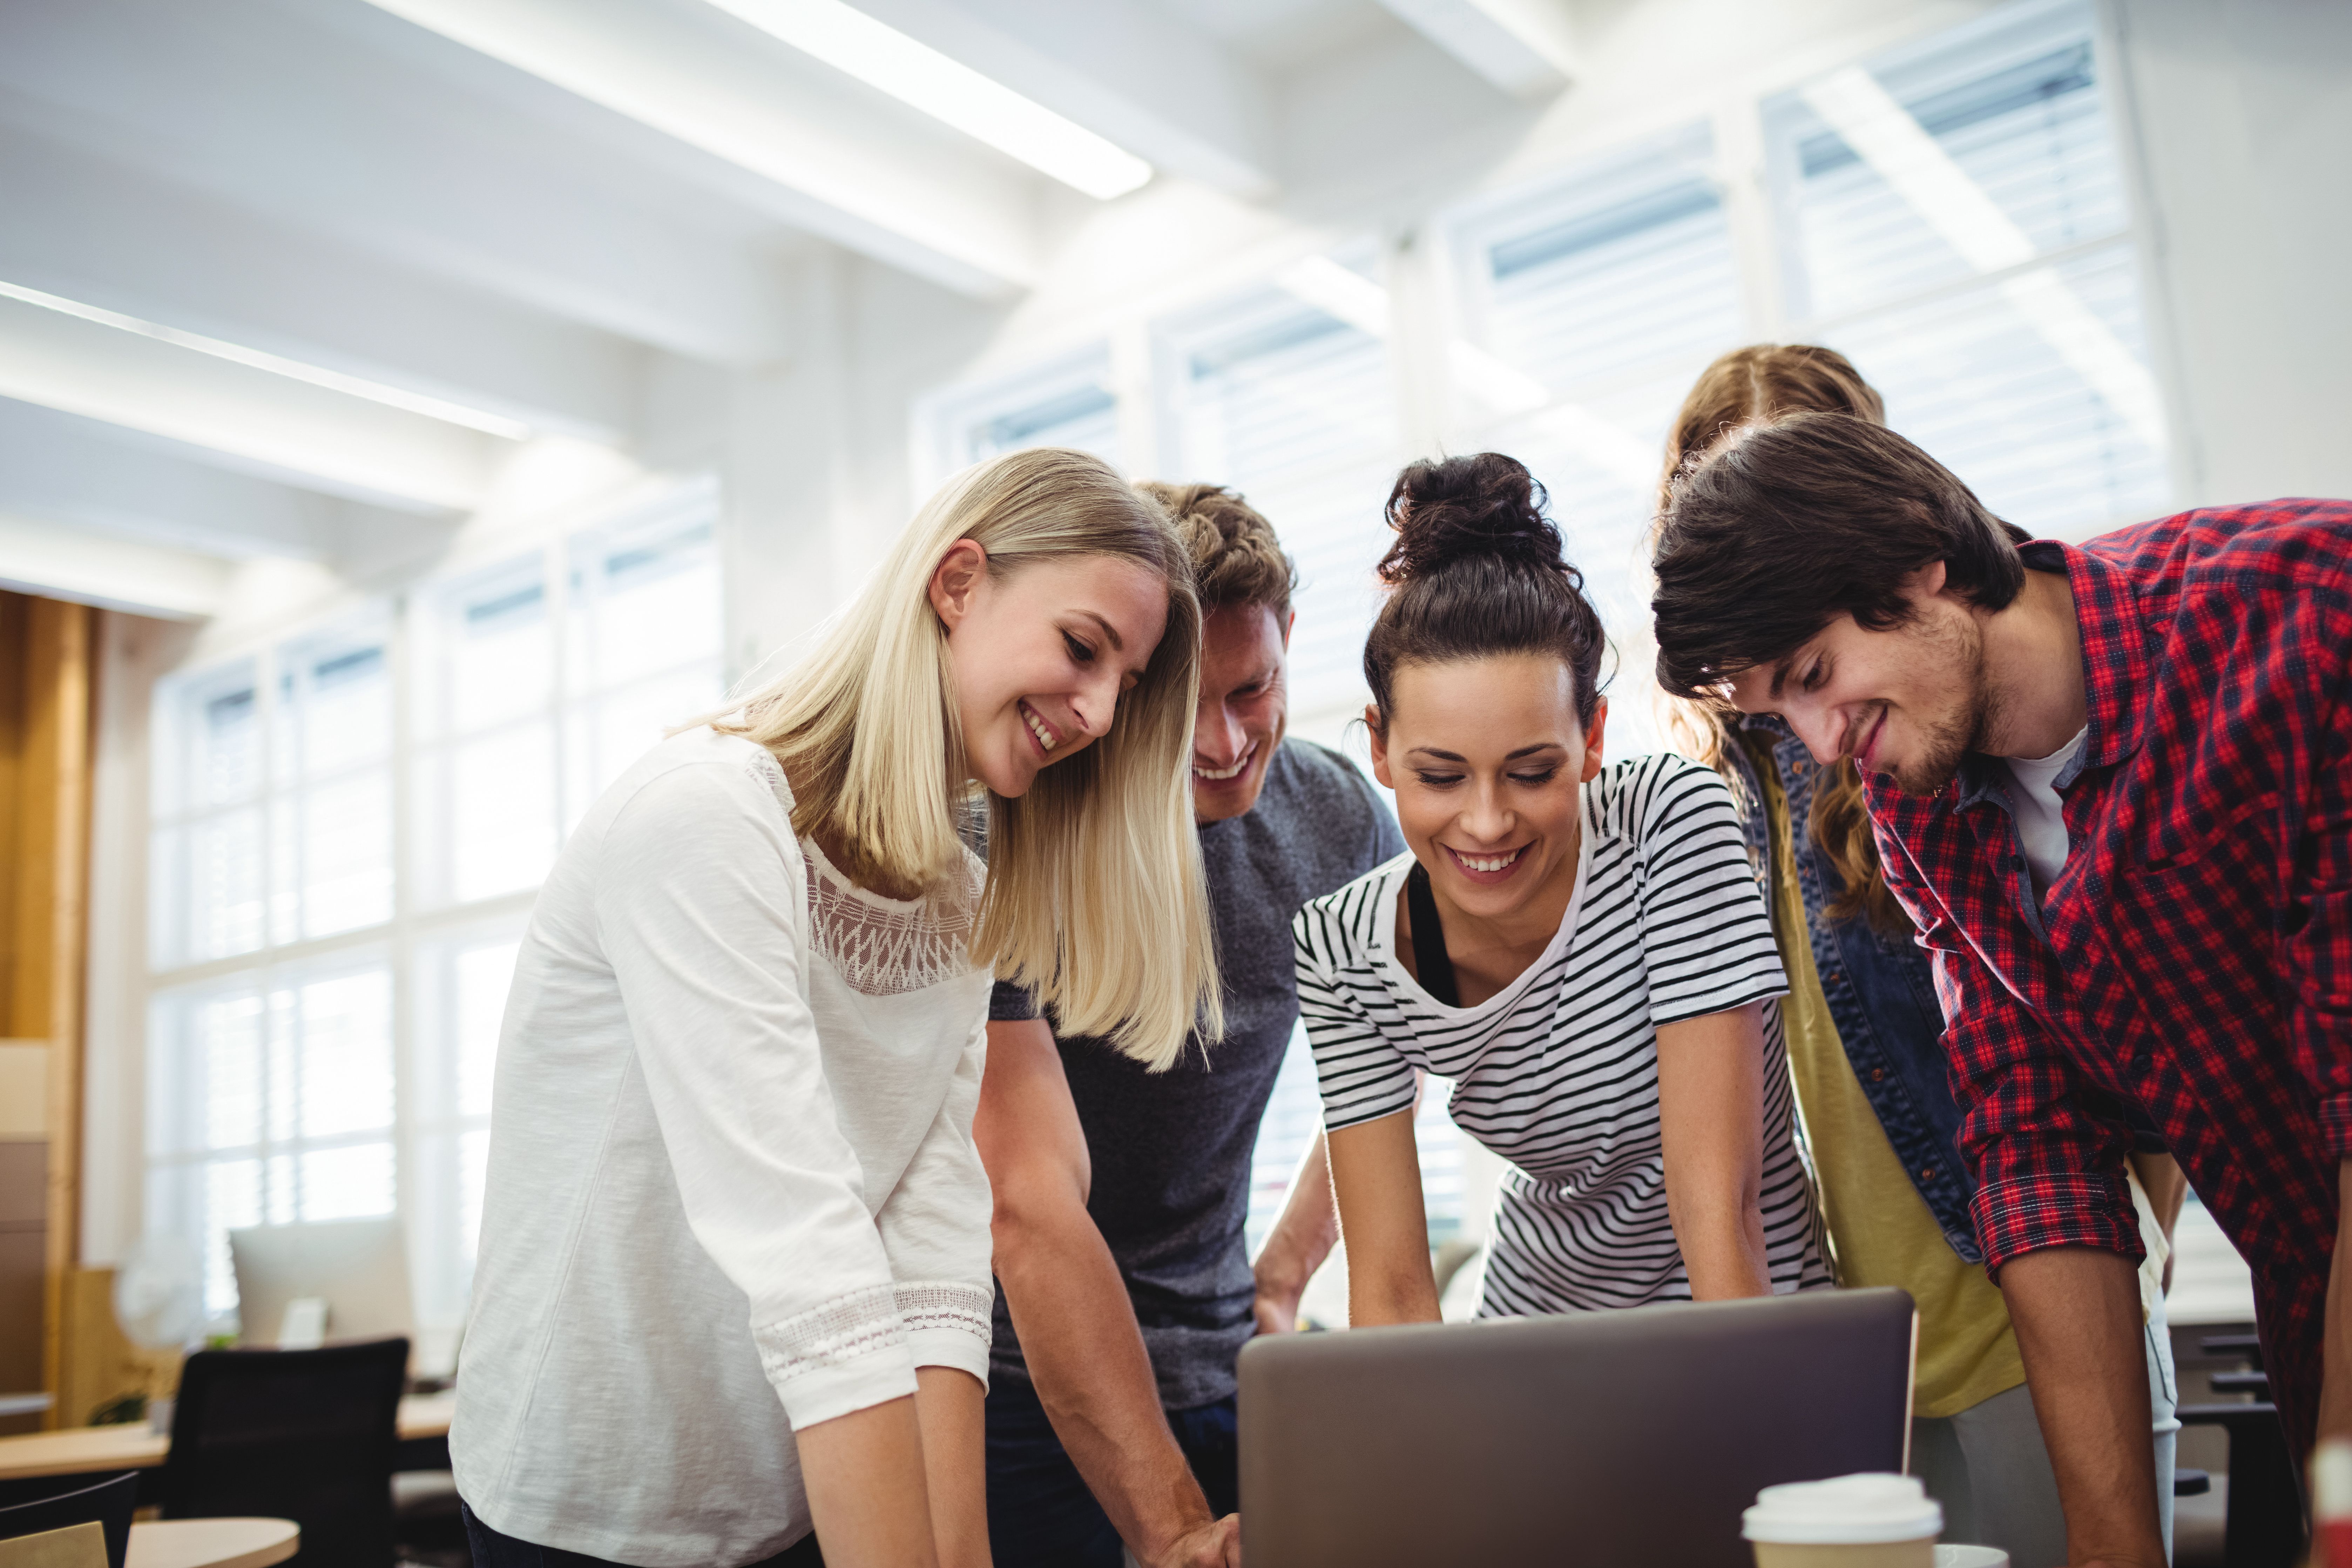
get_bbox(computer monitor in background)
[1239,1286,1917,1568]
[229,1218,415,1353]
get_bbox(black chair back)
[161,1338,409,1568]
[0,1473,138,1568]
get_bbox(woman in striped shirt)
[1295,453,1829,1322]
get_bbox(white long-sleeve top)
[451,727,994,1567]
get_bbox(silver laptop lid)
[1239,1286,1916,1568]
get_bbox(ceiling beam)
[359,0,1049,298]
[0,293,497,512]
[1375,0,1576,97]
[0,124,645,445]
[0,511,230,621]
[0,399,359,562]
[853,0,1275,196]
[0,0,797,361]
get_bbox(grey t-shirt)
[989,737,1405,1410]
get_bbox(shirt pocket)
[2126,791,2279,873]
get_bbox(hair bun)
[1377,453,1568,587]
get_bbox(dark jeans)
[985,1373,1238,1568]
[461,1501,823,1568]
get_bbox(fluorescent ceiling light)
[0,280,532,441]
[1274,256,1654,488]
[1800,68,2165,449]
[706,0,1152,200]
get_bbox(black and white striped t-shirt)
[1293,751,1830,1314]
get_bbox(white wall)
[2114,0,2352,506]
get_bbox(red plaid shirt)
[1865,499,2352,1454]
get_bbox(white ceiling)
[0,0,1573,615]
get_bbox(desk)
[0,1395,454,1483]
[126,1519,298,1568]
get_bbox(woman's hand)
[1326,1109,1442,1326]
[1655,1000,1774,1300]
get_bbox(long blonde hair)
[1656,345,1909,934]
[718,448,1222,1069]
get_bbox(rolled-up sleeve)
[596,764,917,1431]
[1877,827,2141,1275]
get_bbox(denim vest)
[1721,716,1984,1264]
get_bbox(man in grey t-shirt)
[976,484,1404,1568]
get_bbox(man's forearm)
[1255,1128,1339,1324]
[996,1207,1211,1560]
[2000,1246,2164,1566]
[2320,1159,2352,1444]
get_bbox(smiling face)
[1368,654,1607,928]
[929,542,1171,800]
[1723,589,1990,798]
[1190,601,1292,824]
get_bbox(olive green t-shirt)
[1743,736,2025,1420]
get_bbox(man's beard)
[1888,612,1998,798]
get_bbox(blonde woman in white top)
[452,449,1220,1568]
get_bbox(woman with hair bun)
[1294,452,1829,1323]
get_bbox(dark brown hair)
[1138,481,1296,621]
[1653,411,2029,701]
[1656,345,1902,931]
[1365,453,1605,729]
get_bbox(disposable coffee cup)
[1743,1473,1942,1568]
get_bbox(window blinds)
[1169,281,1395,727]
[1769,0,2168,537]
[148,484,724,1332]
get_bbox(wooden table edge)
[128,1518,299,1568]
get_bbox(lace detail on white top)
[758,1283,906,1385]
[894,1281,993,1345]
[803,845,982,998]
[737,743,984,999]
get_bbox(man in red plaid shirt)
[1650,411,2350,1566]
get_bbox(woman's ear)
[1580,698,1609,783]
[929,539,989,630]
[1365,704,1394,789]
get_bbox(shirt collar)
[2026,538,2152,772]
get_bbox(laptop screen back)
[1239,1287,1916,1567]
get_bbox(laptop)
[1238,1286,1916,1567]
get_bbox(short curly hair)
[1138,481,1296,621]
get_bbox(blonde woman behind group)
[452,448,1221,1568]
[1658,345,2184,1566]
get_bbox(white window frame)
[138,473,724,1356]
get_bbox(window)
[1161,253,1397,740]
[1765,0,2167,535]
[918,349,1123,488]
[1447,124,1751,758]
[919,0,2177,1298]
[145,479,723,1337]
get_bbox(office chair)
[2175,1332,2307,1568]
[160,1338,409,1568]
[0,1474,138,1568]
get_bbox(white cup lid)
[1743,1473,1944,1545]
